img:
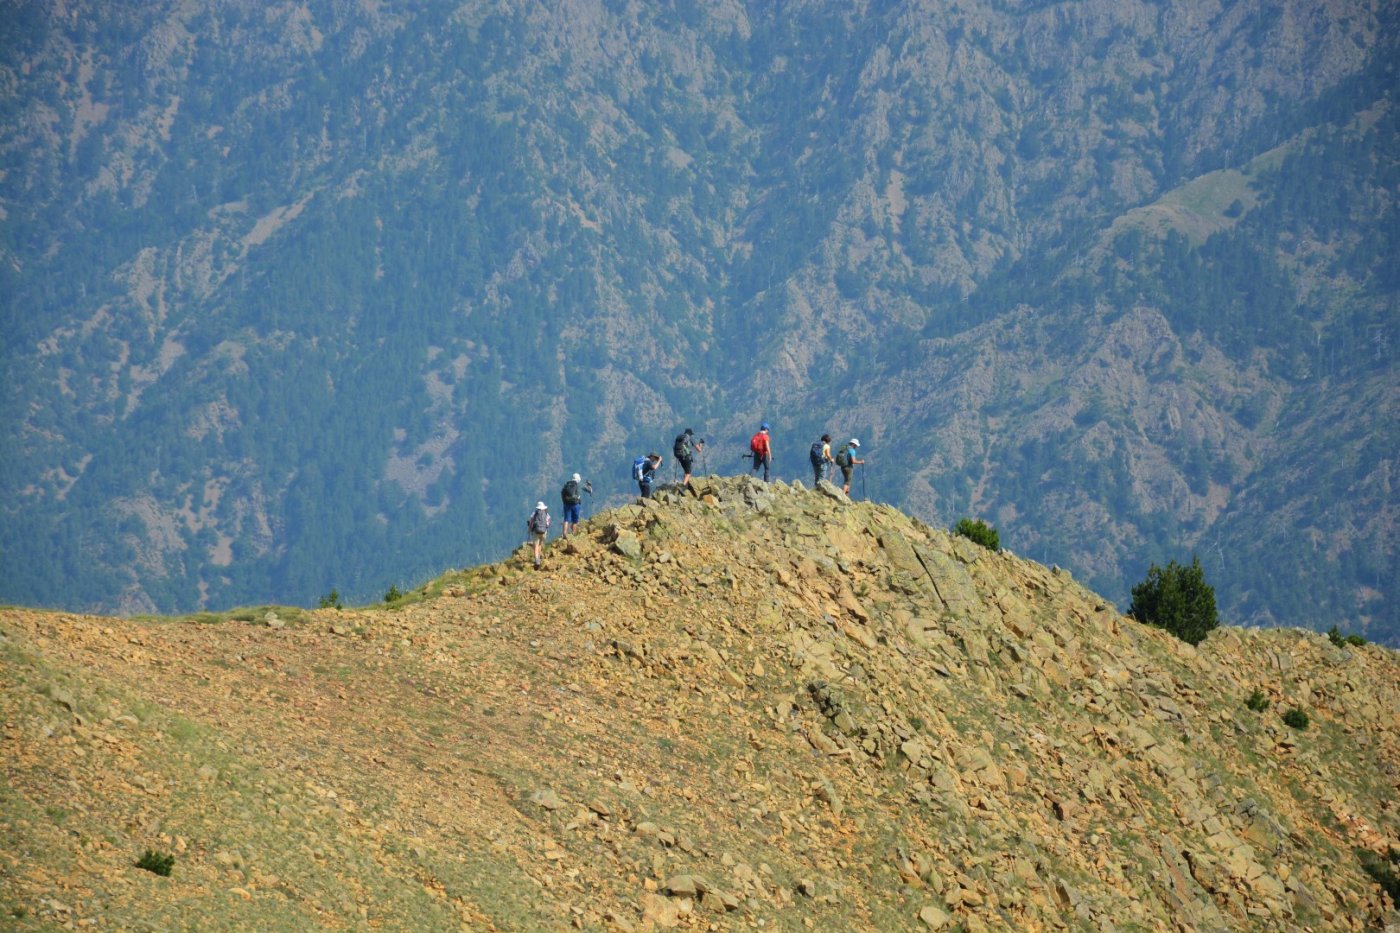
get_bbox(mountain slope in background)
[0,1,1395,641]
[3,478,1398,929]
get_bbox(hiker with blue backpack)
[632,452,663,498]
[810,434,834,486]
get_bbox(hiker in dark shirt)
[673,428,704,488]
[810,434,834,486]
[560,473,588,536]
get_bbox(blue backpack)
[632,456,648,481]
[809,442,824,466]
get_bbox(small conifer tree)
[952,518,1000,552]
[1128,555,1218,646]
[136,849,175,876]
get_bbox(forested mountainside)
[1,1,1395,641]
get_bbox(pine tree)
[1129,556,1219,646]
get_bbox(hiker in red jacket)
[749,423,772,482]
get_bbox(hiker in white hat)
[526,501,550,568]
[835,438,865,495]
[560,473,589,537]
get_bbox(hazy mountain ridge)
[0,1,1395,640]
[2,477,1397,929]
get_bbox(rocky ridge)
[2,475,1397,930]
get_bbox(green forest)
[1,1,1395,642]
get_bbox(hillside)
[3,477,1397,930]
[0,1,1396,642]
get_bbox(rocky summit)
[2,475,1397,931]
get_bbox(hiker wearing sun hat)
[526,501,551,567]
[834,438,865,495]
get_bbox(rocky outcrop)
[1,475,1396,929]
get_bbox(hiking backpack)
[673,433,689,459]
[632,456,648,481]
[529,510,548,534]
[835,444,852,468]
[561,480,580,504]
[750,432,765,455]
[809,441,824,466]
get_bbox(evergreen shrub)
[1357,847,1400,905]
[1281,707,1310,730]
[1327,625,1366,647]
[1128,556,1218,646]
[136,849,174,876]
[953,518,1000,552]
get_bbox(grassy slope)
[2,477,1397,930]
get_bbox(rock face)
[2,475,1397,930]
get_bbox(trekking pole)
[861,461,866,501]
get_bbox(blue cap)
[761,422,770,430]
